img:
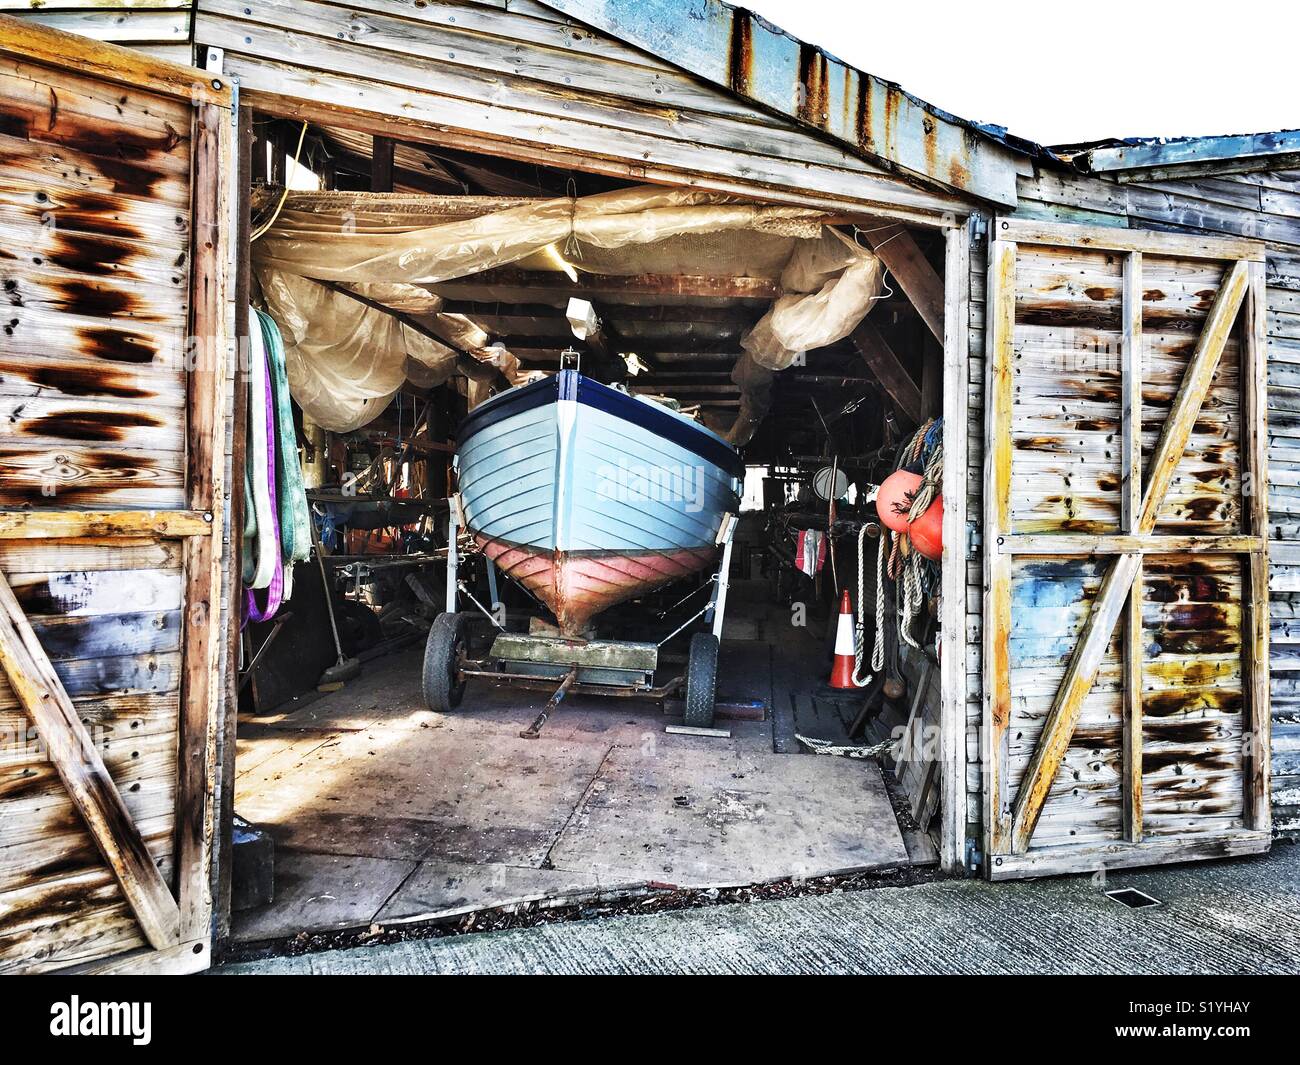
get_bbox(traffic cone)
[829,589,859,689]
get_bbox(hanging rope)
[898,546,926,650]
[851,522,873,686]
[250,121,309,243]
[871,526,886,674]
[908,433,945,522]
[875,418,944,659]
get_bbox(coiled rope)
[863,418,944,666]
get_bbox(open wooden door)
[982,218,1271,879]
[0,19,232,972]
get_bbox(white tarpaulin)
[254,185,883,436]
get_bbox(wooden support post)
[1120,251,1144,843]
[1122,569,1144,841]
[939,222,970,873]
[175,101,231,938]
[863,223,945,343]
[371,135,395,192]
[1242,259,1271,830]
[851,320,924,425]
[0,570,181,949]
[982,239,1016,858]
[216,103,253,946]
[1009,259,1250,854]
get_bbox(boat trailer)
[421,500,738,735]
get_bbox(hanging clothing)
[794,528,827,577]
[242,306,315,626]
[259,308,313,569]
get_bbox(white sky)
[745,0,1298,146]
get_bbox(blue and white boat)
[455,369,743,635]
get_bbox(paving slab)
[231,851,416,942]
[376,861,602,923]
[235,716,612,866]
[547,742,907,887]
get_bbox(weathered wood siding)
[0,52,193,508]
[0,1,194,67]
[966,164,1300,856]
[0,54,196,972]
[188,0,966,221]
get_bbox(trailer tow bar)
[519,666,579,740]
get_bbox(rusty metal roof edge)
[535,0,1023,208]
[1078,129,1300,173]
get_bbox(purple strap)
[243,330,283,626]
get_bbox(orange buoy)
[876,469,923,533]
[910,495,944,561]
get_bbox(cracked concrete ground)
[217,839,1300,975]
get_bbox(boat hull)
[476,537,718,635]
[457,371,742,635]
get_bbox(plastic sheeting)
[256,269,464,431]
[726,230,885,444]
[254,185,883,435]
[256,185,828,283]
[741,229,885,370]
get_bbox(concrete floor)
[231,595,914,942]
[218,841,1300,975]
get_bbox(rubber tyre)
[423,612,468,713]
[684,632,719,728]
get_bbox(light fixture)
[544,243,580,283]
[566,297,599,340]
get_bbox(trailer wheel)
[683,632,718,728]
[423,612,468,713]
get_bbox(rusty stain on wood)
[726,8,751,96]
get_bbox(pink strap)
[243,331,283,627]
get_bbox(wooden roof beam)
[850,320,924,424]
[428,270,780,305]
[862,224,945,343]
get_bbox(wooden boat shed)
[0,0,1297,974]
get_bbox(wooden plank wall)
[185,0,963,221]
[1,1,195,67]
[965,163,1300,852]
[0,57,195,972]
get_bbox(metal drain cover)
[1105,887,1161,909]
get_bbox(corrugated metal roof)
[537,0,1024,207]
[1070,129,1300,174]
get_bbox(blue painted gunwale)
[457,370,745,481]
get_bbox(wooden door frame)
[980,217,1272,881]
[0,17,234,974]
[201,87,983,941]
[939,218,973,873]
